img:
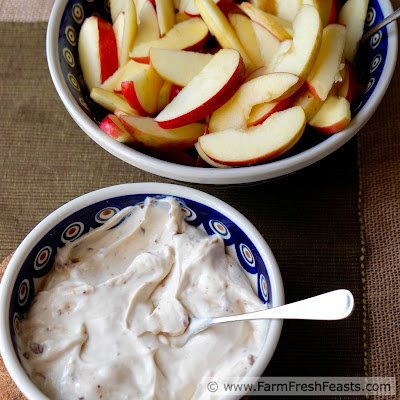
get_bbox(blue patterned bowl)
[46,0,397,185]
[0,183,284,399]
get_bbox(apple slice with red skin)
[155,49,245,129]
[121,67,164,115]
[194,142,231,168]
[209,72,299,132]
[158,81,182,112]
[120,114,206,150]
[129,17,209,63]
[194,0,255,72]
[133,1,160,47]
[198,106,306,166]
[292,83,323,122]
[306,23,346,101]
[149,48,213,86]
[91,87,138,115]
[309,95,351,135]
[101,60,149,93]
[315,0,337,26]
[247,95,293,126]
[99,114,136,144]
[110,0,137,66]
[78,16,119,91]
[338,59,363,102]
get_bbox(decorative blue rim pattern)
[9,194,273,352]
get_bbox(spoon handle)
[211,289,354,324]
[360,7,400,44]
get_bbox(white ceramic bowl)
[46,0,398,185]
[0,182,284,399]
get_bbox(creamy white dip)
[17,197,266,400]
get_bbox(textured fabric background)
[0,0,399,399]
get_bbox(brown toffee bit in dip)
[17,197,266,400]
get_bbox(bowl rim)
[46,0,398,185]
[0,182,284,400]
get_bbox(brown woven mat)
[0,16,399,400]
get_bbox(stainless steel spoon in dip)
[360,7,400,45]
[178,289,354,345]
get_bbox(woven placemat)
[0,18,396,399]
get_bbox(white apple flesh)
[198,106,306,166]
[309,95,351,134]
[129,17,209,63]
[149,48,213,86]
[338,0,369,62]
[268,4,323,82]
[209,72,299,132]
[120,114,206,150]
[306,23,346,101]
[155,49,245,129]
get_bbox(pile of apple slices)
[78,0,368,167]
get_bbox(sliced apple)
[158,81,182,112]
[315,0,337,26]
[113,12,125,67]
[309,95,351,134]
[155,48,245,129]
[268,4,322,82]
[228,13,264,69]
[209,72,298,132]
[155,0,175,36]
[185,0,222,16]
[338,0,369,62]
[101,60,149,93]
[175,12,191,23]
[292,83,323,122]
[90,87,139,115]
[193,0,255,72]
[134,1,160,47]
[121,67,164,115]
[306,23,346,101]
[247,95,293,126]
[99,114,136,144]
[338,59,363,102]
[120,114,206,150]
[78,16,119,91]
[251,20,281,67]
[129,17,209,63]
[110,0,137,66]
[198,106,306,166]
[194,142,231,168]
[149,48,213,86]
[248,0,271,12]
[244,66,268,82]
[239,2,293,41]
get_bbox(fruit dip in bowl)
[0,183,284,399]
[46,0,397,184]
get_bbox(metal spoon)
[178,289,354,345]
[360,7,400,45]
